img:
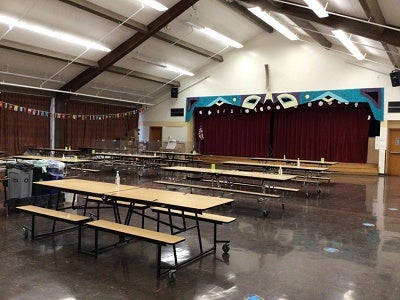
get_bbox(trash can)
[6,161,34,199]
[47,160,65,180]
[31,160,65,196]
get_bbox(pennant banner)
[0,100,139,120]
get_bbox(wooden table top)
[162,166,297,181]
[33,179,137,196]
[34,178,233,212]
[142,150,201,157]
[29,147,81,153]
[223,161,329,172]
[251,157,337,166]
[13,155,92,164]
[95,153,161,159]
[109,188,234,211]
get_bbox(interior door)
[388,129,400,175]
[149,127,162,150]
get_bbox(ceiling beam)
[0,40,180,87]
[234,0,331,48]
[218,0,273,33]
[240,0,400,47]
[58,0,223,63]
[60,0,199,92]
[289,17,332,48]
[0,40,96,68]
[358,0,400,68]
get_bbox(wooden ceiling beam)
[358,0,400,68]
[0,40,180,86]
[58,0,222,62]
[240,0,400,47]
[60,0,199,92]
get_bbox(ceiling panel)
[0,0,399,106]
[86,0,181,25]
[0,0,134,60]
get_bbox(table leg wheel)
[262,210,269,218]
[306,193,310,198]
[22,226,29,239]
[317,189,321,194]
[222,243,230,253]
[168,270,176,281]
[281,203,285,210]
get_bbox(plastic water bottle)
[279,166,283,175]
[297,158,300,167]
[115,171,120,191]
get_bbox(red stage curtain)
[63,100,138,149]
[0,92,50,155]
[194,106,271,157]
[272,104,371,162]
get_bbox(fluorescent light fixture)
[164,65,194,76]
[304,0,328,18]
[332,29,365,60]
[91,86,153,99]
[187,22,243,48]
[248,7,298,41]
[138,0,168,11]
[199,27,243,48]
[132,55,194,76]
[0,14,110,52]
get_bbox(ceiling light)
[188,22,243,48]
[0,14,110,52]
[164,65,194,76]
[138,0,167,11]
[304,0,328,18]
[248,7,298,41]
[132,55,194,76]
[199,27,243,48]
[332,29,365,60]
[91,86,153,99]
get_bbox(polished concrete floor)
[1,170,400,300]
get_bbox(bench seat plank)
[87,220,184,245]
[151,207,236,224]
[153,180,281,198]
[201,179,300,192]
[17,205,90,223]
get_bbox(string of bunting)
[0,100,139,120]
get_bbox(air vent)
[388,101,400,113]
[170,108,184,117]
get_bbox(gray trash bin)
[7,162,34,199]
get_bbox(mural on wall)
[186,87,384,121]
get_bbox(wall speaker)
[171,87,178,98]
[390,71,400,87]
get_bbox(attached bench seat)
[151,207,235,254]
[69,167,101,173]
[17,205,91,243]
[201,179,300,193]
[291,175,331,183]
[84,219,185,278]
[151,207,236,225]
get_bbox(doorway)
[149,126,162,151]
[388,129,400,175]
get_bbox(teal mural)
[185,87,384,121]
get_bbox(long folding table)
[222,160,330,195]
[161,166,297,188]
[32,178,235,273]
